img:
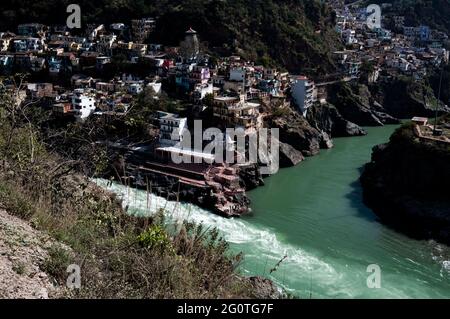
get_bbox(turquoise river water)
[95,125,450,298]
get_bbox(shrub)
[137,224,174,254]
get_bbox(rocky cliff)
[266,107,333,158]
[327,82,400,126]
[360,121,450,245]
[307,102,367,137]
[372,77,450,118]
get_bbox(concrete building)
[17,23,46,37]
[72,89,96,119]
[291,76,316,117]
[212,95,260,128]
[190,65,210,84]
[158,112,188,146]
[127,82,144,95]
[193,82,213,101]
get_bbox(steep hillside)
[0,0,340,74]
[370,0,450,35]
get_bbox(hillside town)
[0,1,448,216]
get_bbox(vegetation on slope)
[369,0,450,35]
[0,0,340,74]
[0,76,279,298]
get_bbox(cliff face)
[373,78,450,118]
[266,107,333,157]
[307,102,367,137]
[328,82,400,126]
[360,123,450,244]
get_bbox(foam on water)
[94,178,342,297]
[93,178,450,298]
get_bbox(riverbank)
[361,119,450,245]
[96,125,450,298]
[0,117,281,298]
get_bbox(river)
[94,125,450,298]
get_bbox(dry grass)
[0,127,259,298]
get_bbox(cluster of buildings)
[5,0,448,148]
[0,17,332,133]
[331,1,449,82]
[23,73,161,120]
[0,19,156,75]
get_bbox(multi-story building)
[158,112,188,146]
[96,56,111,70]
[72,89,97,119]
[393,16,405,29]
[190,65,210,84]
[193,82,213,101]
[127,82,144,95]
[403,25,431,42]
[212,95,260,129]
[96,34,117,56]
[345,61,361,77]
[291,76,316,117]
[26,83,54,98]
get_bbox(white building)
[386,57,411,72]
[127,82,144,95]
[158,112,188,146]
[72,89,96,119]
[291,76,316,117]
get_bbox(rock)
[360,122,450,245]
[320,131,334,149]
[279,141,305,167]
[38,272,47,279]
[238,164,263,189]
[266,108,324,157]
[375,78,450,118]
[247,276,284,299]
[35,288,49,299]
[0,209,67,299]
[307,102,367,137]
[327,82,399,126]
